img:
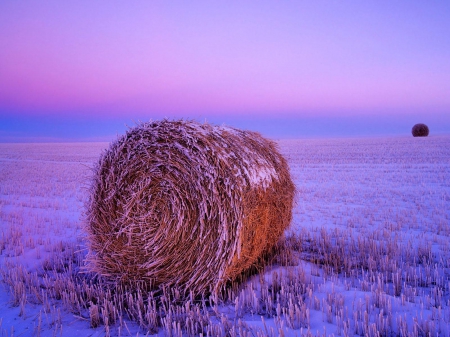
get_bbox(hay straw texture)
[412,123,429,137]
[85,120,295,296]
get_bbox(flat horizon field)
[0,135,449,336]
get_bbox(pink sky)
[1,1,449,140]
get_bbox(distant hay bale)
[412,123,429,137]
[85,120,295,296]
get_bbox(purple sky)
[1,1,449,141]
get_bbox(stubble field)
[0,136,449,336]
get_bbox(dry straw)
[412,123,429,137]
[85,120,295,297]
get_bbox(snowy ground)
[0,136,449,336]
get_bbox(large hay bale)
[412,123,429,137]
[86,120,295,296]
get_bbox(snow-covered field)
[0,136,449,336]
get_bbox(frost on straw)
[85,120,295,297]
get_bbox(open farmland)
[0,136,449,336]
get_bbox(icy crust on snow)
[2,136,450,336]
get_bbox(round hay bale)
[85,120,295,296]
[412,123,429,137]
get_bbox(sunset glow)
[1,1,449,140]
